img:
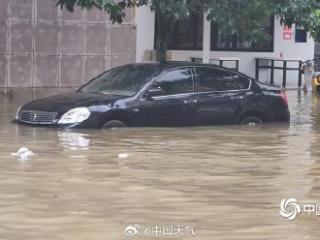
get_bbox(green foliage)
[273,0,320,42]
[310,9,320,41]
[54,0,320,43]
[274,0,318,26]
[55,0,148,23]
[151,0,198,53]
[204,0,275,46]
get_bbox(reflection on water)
[1,91,320,239]
[58,132,91,151]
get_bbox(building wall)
[135,6,155,63]
[136,9,315,88]
[0,0,136,102]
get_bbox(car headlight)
[58,107,91,124]
[15,105,22,120]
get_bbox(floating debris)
[118,153,130,159]
[11,147,34,160]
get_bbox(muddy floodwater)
[1,91,320,240]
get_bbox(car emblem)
[33,113,37,121]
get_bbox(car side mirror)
[144,87,164,99]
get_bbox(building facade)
[0,2,316,103]
[136,7,315,88]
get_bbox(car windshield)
[80,65,158,97]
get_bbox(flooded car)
[14,62,290,129]
[1,90,320,240]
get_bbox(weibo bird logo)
[124,225,139,236]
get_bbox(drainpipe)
[202,13,211,64]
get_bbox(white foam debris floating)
[118,153,131,159]
[11,147,34,160]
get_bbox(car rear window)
[195,67,250,92]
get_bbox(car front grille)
[18,110,58,124]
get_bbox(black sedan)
[15,62,290,129]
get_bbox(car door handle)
[231,96,244,100]
[184,99,198,104]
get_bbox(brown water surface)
[1,91,320,239]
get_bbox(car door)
[137,67,197,127]
[194,67,251,125]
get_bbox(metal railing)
[210,58,240,71]
[190,57,202,63]
[314,55,320,72]
[255,58,303,88]
[190,57,240,71]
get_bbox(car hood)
[22,92,126,113]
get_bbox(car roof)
[123,61,234,72]
[127,61,219,70]
[122,62,254,80]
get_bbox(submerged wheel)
[102,120,126,129]
[239,116,264,125]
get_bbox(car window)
[155,68,194,96]
[195,67,250,92]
